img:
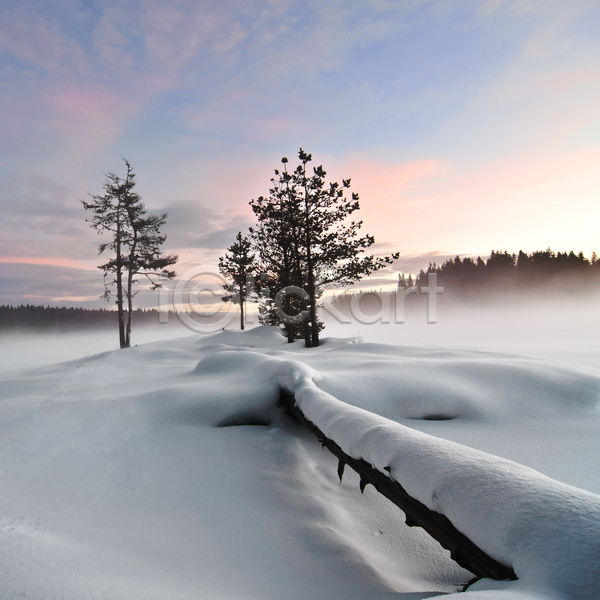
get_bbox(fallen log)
[278,389,517,582]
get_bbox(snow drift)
[0,325,598,599]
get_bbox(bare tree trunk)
[303,312,310,347]
[115,221,127,349]
[116,274,126,348]
[125,269,133,348]
[284,295,294,343]
[303,176,318,348]
[124,224,138,348]
[307,280,319,347]
[240,287,245,330]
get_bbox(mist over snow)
[0,295,599,599]
[323,290,600,369]
[2,0,600,596]
[0,321,193,375]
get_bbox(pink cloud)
[44,83,139,154]
[49,295,100,303]
[362,146,600,258]
[333,156,447,205]
[0,256,95,270]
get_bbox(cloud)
[330,155,446,203]
[1,174,75,217]
[194,225,254,251]
[362,145,600,258]
[0,171,98,263]
[161,199,253,250]
[45,83,139,153]
[92,15,132,69]
[1,0,600,307]
[0,262,102,307]
[477,0,599,20]
[0,256,93,270]
[0,3,243,159]
[0,259,172,309]
[0,4,88,75]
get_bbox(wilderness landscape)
[1,1,600,599]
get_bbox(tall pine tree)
[249,149,398,347]
[82,159,178,348]
[250,157,309,343]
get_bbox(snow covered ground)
[0,321,193,374]
[0,299,599,599]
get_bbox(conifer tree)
[249,157,309,343]
[218,231,256,330]
[249,149,398,347]
[82,159,177,348]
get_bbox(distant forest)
[403,249,600,296]
[2,249,598,331]
[0,306,172,331]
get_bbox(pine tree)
[249,149,398,347]
[398,273,415,288]
[249,157,308,343]
[82,159,177,348]
[218,231,256,330]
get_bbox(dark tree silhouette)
[415,248,600,296]
[398,273,415,288]
[218,231,256,330]
[250,149,398,347]
[250,156,309,343]
[0,305,176,331]
[82,159,178,348]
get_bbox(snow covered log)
[278,389,517,582]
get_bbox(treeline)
[407,249,600,295]
[0,305,172,331]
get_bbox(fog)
[0,321,194,375]
[0,295,598,600]
[1,291,599,374]
[322,290,600,369]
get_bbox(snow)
[0,321,193,374]
[289,375,600,599]
[0,303,599,599]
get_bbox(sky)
[1,0,599,308]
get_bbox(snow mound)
[285,370,600,600]
[188,330,600,598]
[305,345,600,422]
[0,326,599,600]
[197,325,287,349]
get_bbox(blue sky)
[1,0,599,306]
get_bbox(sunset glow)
[1,0,599,306]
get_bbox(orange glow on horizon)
[329,146,600,260]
